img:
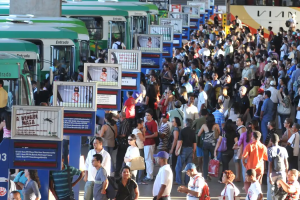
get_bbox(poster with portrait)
[169,4,181,12]
[83,63,122,89]
[134,34,163,53]
[159,18,183,34]
[149,25,173,43]
[53,82,97,111]
[108,49,141,72]
[187,1,206,13]
[214,5,226,14]
[168,12,190,27]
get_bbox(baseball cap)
[182,163,197,173]
[154,151,169,159]
[161,113,169,120]
[258,88,264,94]
[175,100,182,108]
[270,80,276,86]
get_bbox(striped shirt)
[212,109,225,131]
[157,122,171,151]
[50,164,81,199]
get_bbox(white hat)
[273,60,278,64]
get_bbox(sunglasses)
[128,139,133,141]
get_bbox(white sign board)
[11,106,64,141]
[122,78,137,86]
[168,12,190,27]
[97,94,117,105]
[107,49,141,72]
[149,25,174,43]
[159,18,183,34]
[188,1,207,13]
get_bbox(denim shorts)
[196,146,204,157]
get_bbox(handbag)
[130,156,146,171]
[277,103,291,115]
[208,159,220,177]
[218,131,227,152]
[218,182,241,200]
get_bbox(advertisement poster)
[53,82,97,111]
[182,6,200,18]
[135,34,163,53]
[168,12,190,27]
[188,1,206,13]
[84,63,122,89]
[169,4,181,12]
[11,106,64,141]
[159,18,183,34]
[108,49,141,72]
[149,25,173,43]
[214,5,226,14]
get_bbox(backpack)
[114,42,122,49]
[106,176,118,199]
[193,176,211,200]
[273,148,284,172]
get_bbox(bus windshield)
[77,17,103,40]
[109,21,126,49]
[26,59,38,81]
[132,16,147,35]
[51,45,74,78]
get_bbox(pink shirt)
[238,131,253,151]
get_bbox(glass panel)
[132,16,147,35]
[27,76,34,106]
[50,45,74,79]
[80,40,89,62]
[3,79,18,108]
[26,59,37,81]
[109,21,126,49]
[20,76,28,106]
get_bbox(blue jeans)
[261,118,269,143]
[241,159,247,182]
[203,143,215,179]
[297,119,300,126]
[103,146,115,173]
[175,147,193,185]
[84,181,94,200]
[63,139,69,165]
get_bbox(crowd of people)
[3,14,300,200]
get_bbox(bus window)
[25,59,37,81]
[132,16,147,35]
[25,40,43,70]
[77,17,103,40]
[50,45,75,79]
[108,21,126,49]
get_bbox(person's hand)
[101,189,106,194]
[269,176,274,185]
[178,186,189,193]
[142,127,146,133]
[169,149,173,154]
[175,150,179,156]
[214,152,217,158]
[84,175,88,182]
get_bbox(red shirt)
[124,97,135,119]
[268,31,274,42]
[144,120,158,146]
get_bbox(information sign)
[108,49,141,72]
[168,12,190,27]
[182,5,201,18]
[148,25,174,43]
[159,18,183,34]
[121,73,140,90]
[97,89,121,110]
[64,111,96,136]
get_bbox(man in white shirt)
[246,169,263,200]
[183,94,199,121]
[267,80,283,119]
[235,15,242,29]
[84,137,111,200]
[280,37,288,60]
[197,82,207,113]
[287,123,300,170]
[153,151,173,200]
[177,163,206,200]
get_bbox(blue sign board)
[173,34,182,48]
[190,18,200,30]
[162,42,173,58]
[141,52,163,75]
[122,72,141,91]
[64,111,96,136]
[14,148,57,162]
[182,27,190,41]
[97,88,121,111]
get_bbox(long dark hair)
[232,102,241,115]
[206,114,215,131]
[105,113,116,126]
[173,117,181,127]
[246,125,252,143]
[223,119,235,135]
[29,170,41,188]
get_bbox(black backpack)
[114,42,122,49]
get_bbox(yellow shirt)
[248,86,259,107]
[0,87,8,108]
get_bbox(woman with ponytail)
[124,134,140,179]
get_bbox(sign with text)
[159,18,183,34]
[108,49,141,72]
[188,1,206,13]
[53,82,97,111]
[122,72,140,91]
[134,34,163,53]
[11,106,64,141]
[141,53,162,69]
[149,25,174,43]
[97,89,121,110]
[169,4,181,12]
[182,5,201,18]
[168,12,190,27]
[64,111,96,136]
[9,140,62,170]
[84,63,122,89]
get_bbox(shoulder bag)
[218,182,240,200]
[277,103,291,115]
[130,157,146,171]
[218,131,227,152]
[67,166,75,200]
[107,124,119,150]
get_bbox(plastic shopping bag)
[208,159,220,177]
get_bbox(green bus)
[0,38,40,83]
[62,6,128,55]
[0,22,79,80]
[0,53,34,107]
